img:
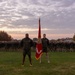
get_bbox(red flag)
[35,18,42,60]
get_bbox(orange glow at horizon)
[10,33,73,40]
[0,27,74,40]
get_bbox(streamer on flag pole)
[35,18,42,60]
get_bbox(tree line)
[0,31,75,52]
[0,41,75,52]
[0,31,13,41]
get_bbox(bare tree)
[0,31,13,41]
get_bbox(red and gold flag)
[35,18,42,60]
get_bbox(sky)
[0,0,75,40]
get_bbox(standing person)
[40,34,50,63]
[20,33,33,66]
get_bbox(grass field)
[0,51,75,75]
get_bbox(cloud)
[0,0,75,39]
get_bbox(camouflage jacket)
[20,37,33,50]
[41,38,49,48]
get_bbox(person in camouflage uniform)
[21,33,33,66]
[40,34,50,63]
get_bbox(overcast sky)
[0,0,75,40]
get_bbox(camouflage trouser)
[23,49,31,57]
[42,47,48,52]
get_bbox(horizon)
[10,33,73,40]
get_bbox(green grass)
[0,51,75,75]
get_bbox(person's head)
[43,34,46,38]
[25,33,29,38]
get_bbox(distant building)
[33,38,38,42]
[57,38,74,43]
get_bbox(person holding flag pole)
[40,34,50,63]
[35,18,50,63]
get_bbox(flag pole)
[38,18,41,44]
[35,18,42,60]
